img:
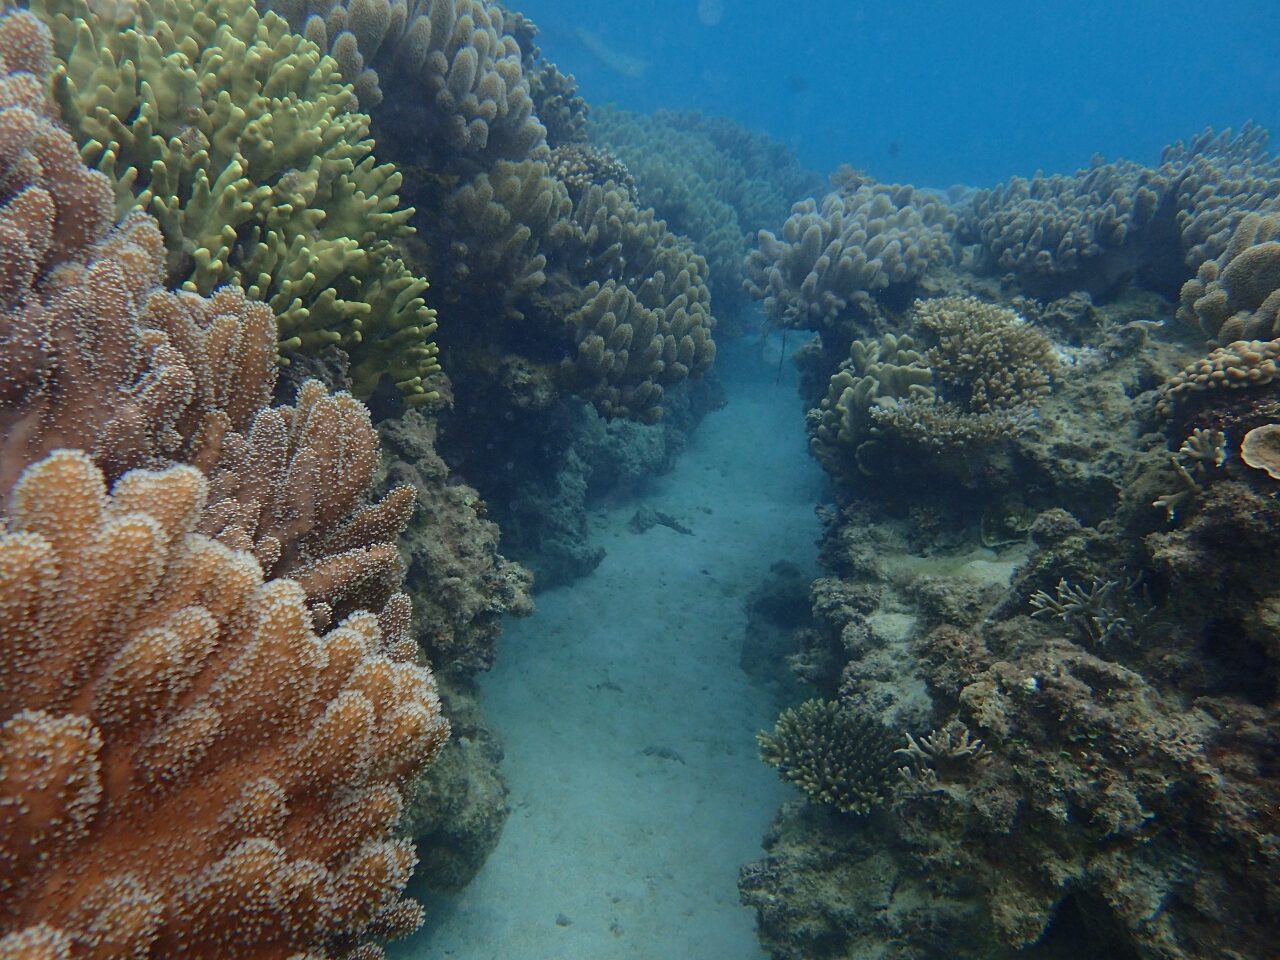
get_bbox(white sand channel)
[397,334,826,959]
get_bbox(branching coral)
[1028,575,1151,645]
[0,16,448,952]
[0,451,448,958]
[747,177,955,329]
[1155,338,1280,416]
[895,723,986,788]
[914,296,1057,413]
[1151,428,1227,520]
[758,699,899,815]
[33,0,440,402]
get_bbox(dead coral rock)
[377,410,534,675]
[399,678,508,891]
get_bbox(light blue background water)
[523,0,1280,189]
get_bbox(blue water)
[524,0,1280,187]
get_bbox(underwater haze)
[524,0,1280,187]
[3,0,1280,958]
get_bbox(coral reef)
[960,124,1280,304]
[399,678,508,890]
[34,0,440,403]
[431,161,718,424]
[592,107,820,320]
[376,409,534,674]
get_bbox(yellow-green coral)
[30,0,440,401]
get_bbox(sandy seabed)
[395,336,826,960]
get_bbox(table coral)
[1240,421,1280,479]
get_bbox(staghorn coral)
[1150,427,1227,521]
[262,0,546,162]
[0,450,448,958]
[747,177,955,330]
[33,0,440,403]
[914,296,1057,413]
[894,722,985,789]
[758,699,899,815]
[1177,212,1280,343]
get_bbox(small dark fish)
[888,141,900,159]
[786,75,808,95]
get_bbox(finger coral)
[32,0,441,403]
[1177,212,1280,342]
[961,159,1166,297]
[263,0,545,163]
[0,450,448,958]
[746,174,955,330]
